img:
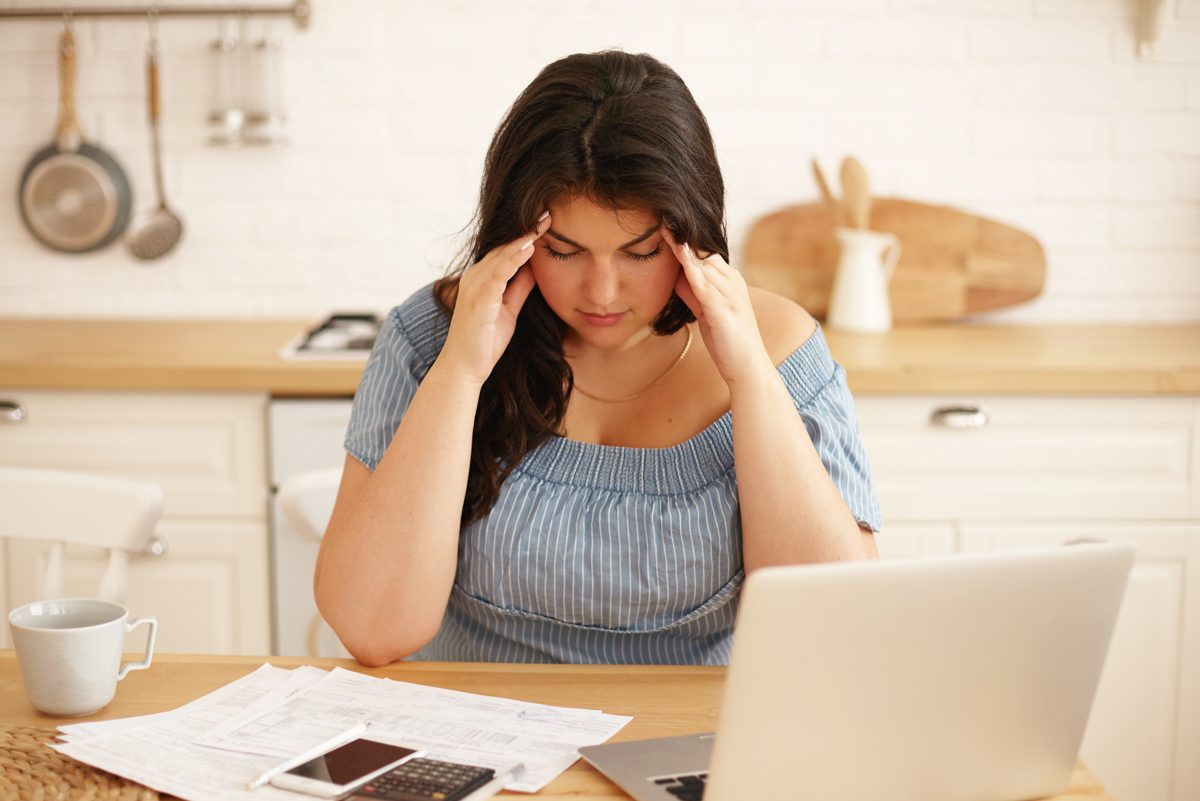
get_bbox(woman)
[315,50,881,667]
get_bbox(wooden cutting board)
[741,197,1046,322]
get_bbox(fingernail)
[538,210,550,222]
[519,238,534,250]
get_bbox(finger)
[661,222,728,285]
[678,243,712,293]
[659,222,687,265]
[687,243,733,279]
[673,271,701,318]
[511,212,553,257]
[502,264,536,315]
[496,213,553,278]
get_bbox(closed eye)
[539,245,576,261]
[540,244,663,262]
[627,245,662,262]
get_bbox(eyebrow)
[545,224,659,250]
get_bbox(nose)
[584,258,619,307]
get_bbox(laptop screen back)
[703,544,1133,801]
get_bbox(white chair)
[0,466,165,605]
[276,467,347,657]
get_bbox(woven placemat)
[0,724,160,801]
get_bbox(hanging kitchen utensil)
[207,18,243,145]
[128,17,184,260]
[243,34,287,145]
[18,25,132,253]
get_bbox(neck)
[566,326,692,402]
[562,326,657,363]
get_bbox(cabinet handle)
[141,536,169,558]
[0,400,27,423]
[1063,537,1117,547]
[929,405,989,429]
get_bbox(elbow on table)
[347,642,416,668]
[333,614,441,667]
[314,583,442,667]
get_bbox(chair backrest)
[277,467,342,543]
[0,467,163,604]
[276,467,349,658]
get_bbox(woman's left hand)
[660,224,774,387]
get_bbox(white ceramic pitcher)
[827,227,902,333]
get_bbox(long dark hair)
[435,49,729,526]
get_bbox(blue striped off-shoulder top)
[345,284,882,665]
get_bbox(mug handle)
[118,616,157,680]
[881,232,902,282]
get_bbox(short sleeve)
[797,367,883,532]
[344,308,430,470]
[776,328,883,533]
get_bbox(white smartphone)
[268,737,423,798]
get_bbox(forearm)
[315,358,480,663]
[730,365,876,573]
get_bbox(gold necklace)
[571,326,693,403]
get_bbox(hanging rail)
[0,1,311,29]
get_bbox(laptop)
[579,543,1134,801]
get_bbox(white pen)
[245,721,371,791]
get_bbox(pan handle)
[56,27,82,151]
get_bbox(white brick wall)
[0,0,1197,322]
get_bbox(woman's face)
[530,195,681,352]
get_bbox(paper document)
[54,664,316,801]
[193,666,631,792]
[52,663,631,800]
[57,664,326,743]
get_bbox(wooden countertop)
[0,318,362,396]
[0,652,1115,800]
[1,318,1197,396]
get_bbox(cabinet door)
[875,523,957,560]
[961,525,1193,801]
[855,397,1194,522]
[0,390,271,653]
[4,520,270,655]
[0,390,268,519]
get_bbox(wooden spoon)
[839,156,871,229]
[810,158,842,225]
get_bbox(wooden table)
[0,652,1115,799]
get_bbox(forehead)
[546,195,658,239]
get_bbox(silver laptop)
[579,543,1133,801]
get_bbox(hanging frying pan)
[18,27,132,253]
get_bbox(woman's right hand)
[439,211,551,387]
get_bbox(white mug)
[8,597,157,717]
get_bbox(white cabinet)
[857,396,1200,801]
[0,390,271,655]
[960,525,1194,801]
[860,396,1194,522]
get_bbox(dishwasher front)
[268,398,355,657]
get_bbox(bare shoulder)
[748,286,818,364]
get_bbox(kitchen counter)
[1,318,1197,396]
[0,318,363,396]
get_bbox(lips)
[580,311,627,327]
